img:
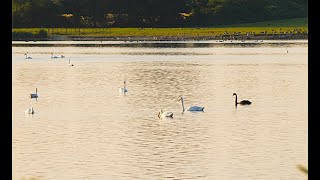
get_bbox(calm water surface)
[12,41,308,180]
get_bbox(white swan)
[68,59,74,66]
[51,53,59,59]
[119,80,128,93]
[30,88,38,100]
[178,96,204,112]
[24,53,32,59]
[25,107,34,114]
[158,109,173,118]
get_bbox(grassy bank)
[220,18,308,27]
[12,18,307,40]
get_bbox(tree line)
[12,0,308,28]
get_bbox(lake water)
[12,40,308,180]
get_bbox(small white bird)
[68,59,74,66]
[24,53,32,59]
[25,107,34,114]
[119,80,128,93]
[30,88,38,100]
[158,109,173,118]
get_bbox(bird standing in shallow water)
[233,93,251,106]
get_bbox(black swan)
[233,93,251,106]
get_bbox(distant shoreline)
[12,39,308,49]
[12,25,308,42]
[12,33,307,42]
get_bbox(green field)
[220,18,308,27]
[12,18,307,38]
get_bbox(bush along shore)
[12,27,307,41]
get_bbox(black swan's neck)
[235,95,238,105]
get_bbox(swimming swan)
[119,80,128,93]
[178,96,204,112]
[30,88,38,99]
[233,93,251,106]
[158,109,173,118]
[24,53,32,59]
[68,59,74,66]
[25,107,34,114]
[51,53,59,59]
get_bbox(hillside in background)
[12,0,308,28]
